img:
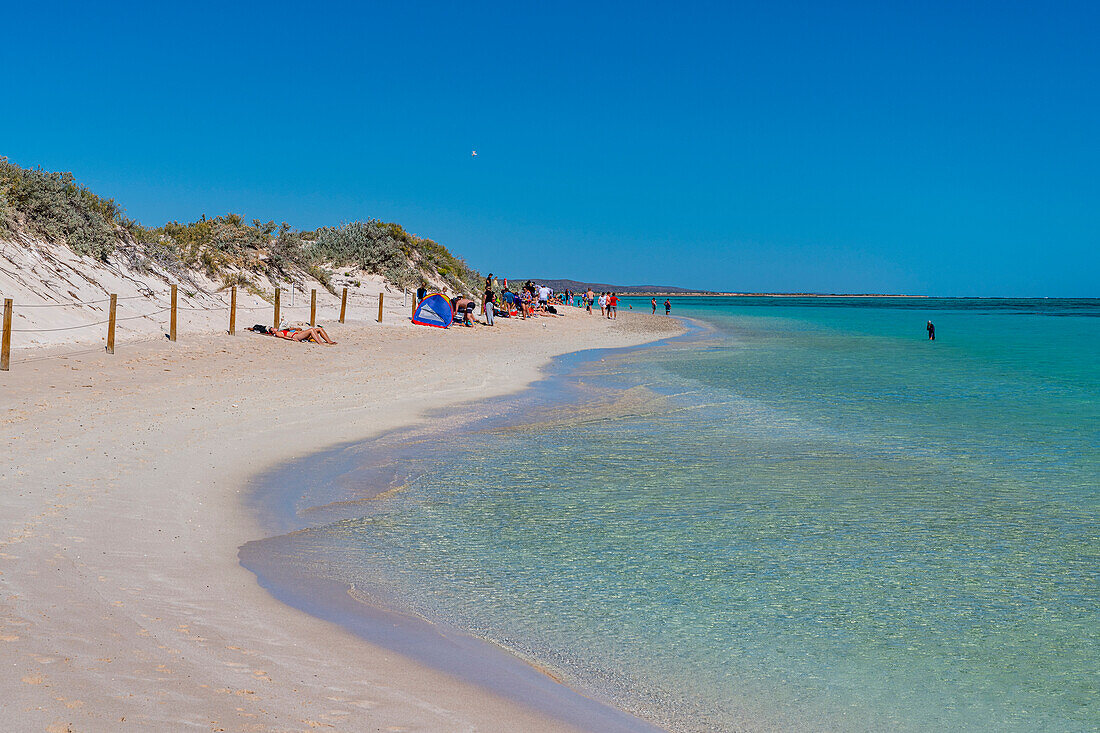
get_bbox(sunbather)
[286,326,336,344]
[253,324,337,344]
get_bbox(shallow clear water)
[258,298,1100,731]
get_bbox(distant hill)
[516,278,711,294]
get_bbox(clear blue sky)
[2,0,1097,295]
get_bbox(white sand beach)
[1,307,683,732]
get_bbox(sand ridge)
[0,308,682,732]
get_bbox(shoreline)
[238,324,707,731]
[0,308,684,731]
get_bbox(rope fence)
[10,306,173,332]
[0,285,395,371]
[14,294,150,307]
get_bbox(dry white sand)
[0,306,683,732]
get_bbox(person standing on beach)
[664,298,671,315]
[598,293,607,317]
[927,320,935,341]
[651,297,657,314]
[608,292,618,319]
[586,288,594,314]
[483,285,496,326]
[482,273,494,315]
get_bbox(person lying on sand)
[275,326,337,344]
[249,324,337,344]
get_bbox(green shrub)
[0,157,123,260]
[220,272,253,290]
[0,189,14,236]
[313,220,405,273]
[307,264,336,294]
[199,248,224,276]
[384,264,426,291]
[267,229,311,273]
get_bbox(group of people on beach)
[652,297,671,315]
[467,276,677,327]
[460,275,569,328]
[249,273,679,342]
[580,291,618,318]
[467,280,677,327]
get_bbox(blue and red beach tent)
[412,293,452,328]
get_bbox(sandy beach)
[1,308,683,732]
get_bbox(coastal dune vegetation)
[0,157,482,300]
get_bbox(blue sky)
[2,0,1097,295]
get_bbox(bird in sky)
[471,150,478,157]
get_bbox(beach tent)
[412,293,453,328]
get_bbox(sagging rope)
[176,304,234,312]
[9,294,149,307]
[10,307,173,332]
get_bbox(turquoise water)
[257,298,1099,731]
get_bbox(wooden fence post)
[106,294,117,354]
[229,286,237,335]
[339,287,347,323]
[377,293,384,323]
[169,285,178,341]
[1,299,11,371]
[310,289,317,327]
[273,288,281,328]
